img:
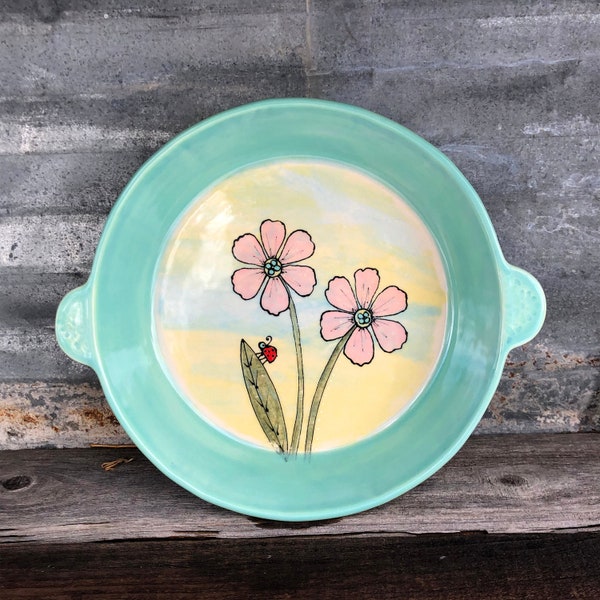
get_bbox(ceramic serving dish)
[56,99,545,521]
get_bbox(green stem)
[304,328,355,454]
[288,294,304,455]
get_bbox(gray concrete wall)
[0,0,598,448]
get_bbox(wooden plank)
[2,128,598,211]
[0,67,307,156]
[0,434,598,544]
[479,353,600,434]
[0,333,92,382]
[1,533,600,599]
[1,1,598,101]
[0,4,597,148]
[0,382,127,449]
[308,1,600,69]
[309,0,600,24]
[311,60,600,145]
[0,214,102,272]
[0,120,172,157]
[0,152,147,217]
[0,272,87,327]
[2,0,599,23]
[1,58,598,156]
[1,0,304,23]
[0,5,307,98]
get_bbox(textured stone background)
[0,0,598,448]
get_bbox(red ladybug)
[257,336,277,364]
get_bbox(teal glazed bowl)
[56,99,545,521]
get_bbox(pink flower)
[232,220,317,316]
[320,268,408,366]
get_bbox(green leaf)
[240,339,288,455]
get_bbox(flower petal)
[325,276,358,312]
[232,268,265,300]
[260,220,286,258]
[232,233,266,266]
[371,318,408,353]
[281,265,316,297]
[354,268,380,309]
[344,327,374,366]
[320,310,354,341]
[278,230,315,264]
[371,285,408,317]
[260,277,289,316]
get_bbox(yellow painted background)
[154,160,447,452]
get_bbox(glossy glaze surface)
[56,99,545,520]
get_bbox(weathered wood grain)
[0,0,598,447]
[0,272,86,327]
[0,215,103,272]
[2,533,600,599]
[0,382,126,449]
[1,434,598,544]
[0,5,306,95]
[0,152,149,217]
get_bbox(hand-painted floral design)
[320,268,408,366]
[302,268,409,452]
[232,219,317,316]
[232,219,317,456]
[232,223,410,457]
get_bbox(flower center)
[354,308,372,328]
[264,257,283,278]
